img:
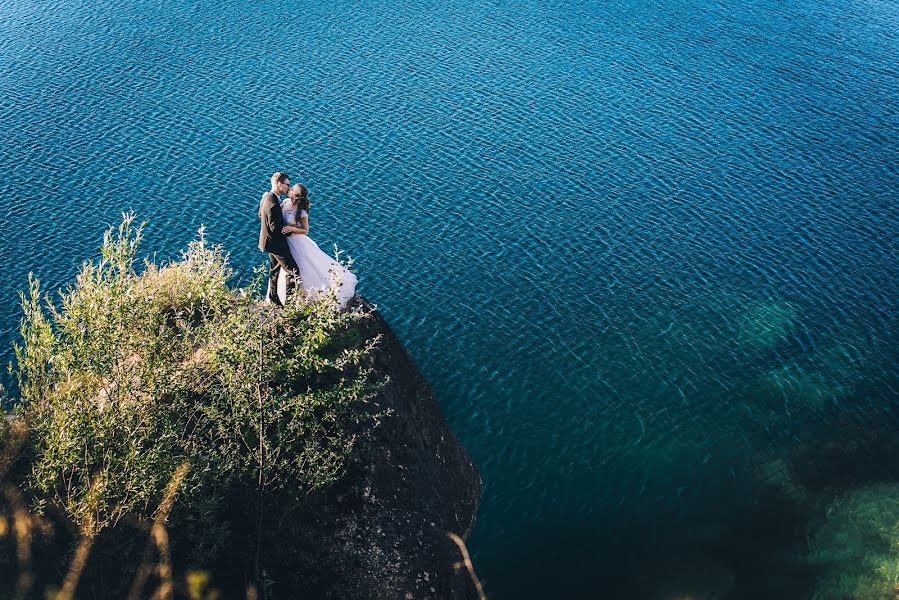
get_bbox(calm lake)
[1,0,898,597]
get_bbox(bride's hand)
[282,225,297,234]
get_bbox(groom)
[258,171,300,305]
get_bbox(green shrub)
[10,213,380,550]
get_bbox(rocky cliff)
[1,299,483,600]
[265,301,484,599]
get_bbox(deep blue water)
[2,0,898,597]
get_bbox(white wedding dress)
[276,202,357,309]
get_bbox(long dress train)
[275,204,357,309]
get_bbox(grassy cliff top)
[2,213,384,597]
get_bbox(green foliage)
[12,213,380,542]
[806,484,899,600]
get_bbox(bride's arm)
[291,213,309,235]
[281,214,308,234]
[282,212,309,235]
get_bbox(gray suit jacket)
[258,191,291,255]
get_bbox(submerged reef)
[749,419,899,600]
[805,484,899,600]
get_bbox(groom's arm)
[267,199,291,238]
[266,196,282,231]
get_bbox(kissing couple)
[258,171,357,309]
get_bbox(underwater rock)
[736,301,798,350]
[748,332,871,415]
[752,456,811,508]
[804,483,899,600]
[754,363,841,410]
[791,424,899,493]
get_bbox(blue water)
[2,0,898,597]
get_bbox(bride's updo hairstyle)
[290,183,310,212]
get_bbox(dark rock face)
[266,302,483,599]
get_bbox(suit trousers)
[268,251,301,306]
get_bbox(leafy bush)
[10,213,380,552]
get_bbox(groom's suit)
[259,190,300,306]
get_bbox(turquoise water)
[2,0,898,597]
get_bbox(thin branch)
[254,333,266,598]
[447,531,487,600]
[126,461,190,600]
[57,518,95,600]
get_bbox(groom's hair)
[271,172,289,185]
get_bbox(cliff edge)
[1,217,482,599]
[270,300,483,599]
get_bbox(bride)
[275,183,357,309]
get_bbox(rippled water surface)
[2,0,898,597]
